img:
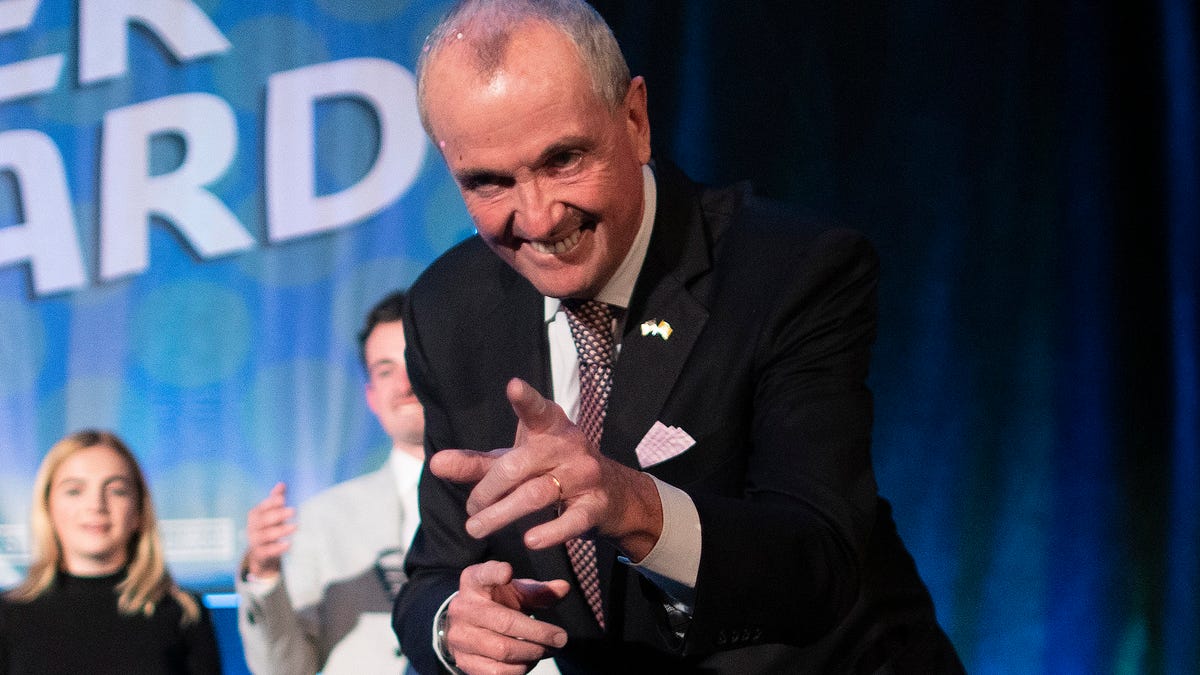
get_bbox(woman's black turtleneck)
[0,569,220,674]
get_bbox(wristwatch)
[436,606,455,666]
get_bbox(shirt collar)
[544,164,657,321]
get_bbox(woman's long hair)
[4,429,200,625]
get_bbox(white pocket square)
[635,421,696,468]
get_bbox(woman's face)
[48,445,141,576]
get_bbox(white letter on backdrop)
[0,0,64,102]
[266,58,424,242]
[99,93,253,281]
[0,130,85,295]
[78,0,231,84]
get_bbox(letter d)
[266,58,424,242]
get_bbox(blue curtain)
[591,1,1200,671]
[1161,1,1199,672]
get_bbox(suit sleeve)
[236,504,328,675]
[235,574,321,675]
[683,230,882,653]
[392,289,490,675]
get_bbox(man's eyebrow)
[454,136,594,185]
[536,137,590,164]
[455,168,510,185]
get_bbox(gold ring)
[547,474,563,515]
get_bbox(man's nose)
[512,178,561,239]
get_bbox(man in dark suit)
[393,1,963,673]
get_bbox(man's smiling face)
[422,20,651,299]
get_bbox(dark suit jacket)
[393,163,962,674]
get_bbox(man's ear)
[624,76,651,164]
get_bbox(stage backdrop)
[0,0,469,589]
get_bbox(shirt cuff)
[620,474,700,609]
[239,571,282,599]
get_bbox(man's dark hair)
[358,290,408,371]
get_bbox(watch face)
[375,547,407,599]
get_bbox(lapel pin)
[640,319,673,340]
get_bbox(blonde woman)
[0,429,220,673]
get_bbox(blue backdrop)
[0,0,468,589]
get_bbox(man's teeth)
[529,229,583,254]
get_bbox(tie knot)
[563,299,613,330]
[563,300,615,367]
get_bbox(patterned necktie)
[562,299,615,630]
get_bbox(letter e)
[79,0,231,84]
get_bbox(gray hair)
[416,0,631,135]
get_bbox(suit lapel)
[591,165,713,629]
[603,164,712,470]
